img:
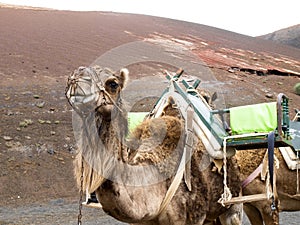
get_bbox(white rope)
[218,137,232,207]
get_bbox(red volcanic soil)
[0,5,300,224]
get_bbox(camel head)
[93,67,128,120]
[66,66,129,120]
[67,66,130,192]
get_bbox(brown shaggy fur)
[127,116,184,177]
[74,152,105,193]
[236,148,300,225]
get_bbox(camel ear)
[211,92,218,102]
[119,68,129,88]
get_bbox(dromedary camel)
[235,148,300,225]
[65,66,243,225]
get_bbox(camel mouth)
[69,93,98,105]
[96,102,116,119]
[66,86,101,115]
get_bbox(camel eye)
[107,81,119,89]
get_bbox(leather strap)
[241,164,262,188]
[268,131,275,193]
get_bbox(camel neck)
[96,111,129,162]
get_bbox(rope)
[77,155,84,225]
[218,137,232,207]
[99,87,124,113]
[218,131,269,205]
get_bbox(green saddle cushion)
[230,102,277,134]
[128,112,149,133]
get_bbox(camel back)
[144,69,299,159]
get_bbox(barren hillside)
[0,5,299,224]
[259,24,300,49]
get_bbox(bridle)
[65,67,123,116]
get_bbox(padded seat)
[230,102,277,135]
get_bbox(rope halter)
[66,66,123,116]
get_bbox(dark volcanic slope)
[0,7,300,87]
[259,24,300,49]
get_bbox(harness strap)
[267,131,278,211]
[241,164,263,188]
[184,108,194,191]
[268,131,275,194]
[156,107,194,216]
[242,133,276,193]
[156,147,186,216]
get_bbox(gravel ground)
[0,199,299,225]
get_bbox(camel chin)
[97,104,115,120]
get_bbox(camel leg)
[218,204,243,225]
[243,203,264,225]
[194,214,207,225]
[243,199,280,225]
[155,204,202,225]
[260,206,279,225]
